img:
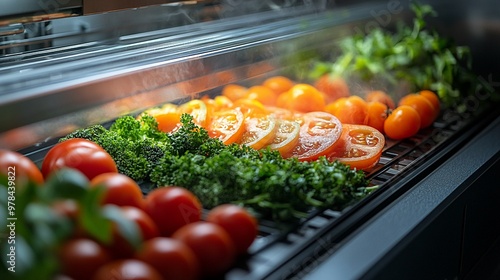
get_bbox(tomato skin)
[398,93,437,128]
[364,101,389,133]
[222,84,248,102]
[365,90,395,109]
[328,124,385,170]
[120,206,159,241]
[245,85,279,107]
[41,138,118,180]
[384,105,421,140]
[419,90,441,115]
[136,237,199,280]
[262,76,294,95]
[0,149,44,186]
[285,84,326,113]
[331,95,368,125]
[144,187,202,237]
[314,75,350,103]
[172,221,236,277]
[92,259,163,280]
[288,112,343,161]
[90,173,144,209]
[58,238,112,280]
[206,204,258,255]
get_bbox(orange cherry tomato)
[384,105,421,140]
[365,90,395,109]
[244,85,279,107]
[262,76,295,95]
[238,115,277,150]
[207,108,246,145]
[398,93,437,128]
[222,84,248,102]
[287,112,343,161]
[328,124,385,170]
[364,101,389,133]
[231,99,269,116]
[419,90,441,115]
[285,84,326,113]
[331,95,368,125]
[314,74,350,103]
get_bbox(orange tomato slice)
[239,115,277,150]
[327,124,385,170]
[267,119,300,156]
[155,112,182,132]
[287,111,343,161]
[178,100,209,128]
[207,108,245,145]
[232,99,269,116]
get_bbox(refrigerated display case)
[1,1,499,279]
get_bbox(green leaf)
[101,205,142,250]
[41,168,90,201]
[79,186,112,244]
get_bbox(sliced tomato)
[207,109,246,145]
[231,99,269,117]
[327,124,385,170]
[178,100,209,128]
[287,112,342,161]
[238,115,277,150]
[267,119,300,156]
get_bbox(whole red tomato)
[172,222,236,277]
[92,259,163,280]
[0,149,44,186]
[90,173,144,209]
[41,138,117,180]
[58,238,112,280]
[144,187,202,237]
[206,204,258,255]
[136,237,199,280]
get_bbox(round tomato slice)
[207,109,245,145]
[238,115,277,150]
[287,112,342,161]
[267,119,300,156]
[178,100,209,128]
[327,124,385,170]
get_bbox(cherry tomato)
[222,84,248,102]
[244,85,279,107]
[266,119,300,156]
[144,187,202,237]
[136,237,199,280]
[52,199,80,220]
[232,98,269,116]
[92,259,163,280]
[398,93,437,128]
[364,101,389,133]
[314,74,350,103]
[419,90,441,115]
[58,238,112,280]
[284,84,326,113]
[330,95,368,125]
[41,138,118,180]
[0,149,44,187]
[287,112,343,161]
[384,105,421,140]
[365,90,395,109]
[262,76,294,95]
[207,108,246,145]
[238,115,277,150]
[106,206,160,258]
[328,124,385,170]
[206,204,258,255]
[90,173,144,209]
[172,221,236,277]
